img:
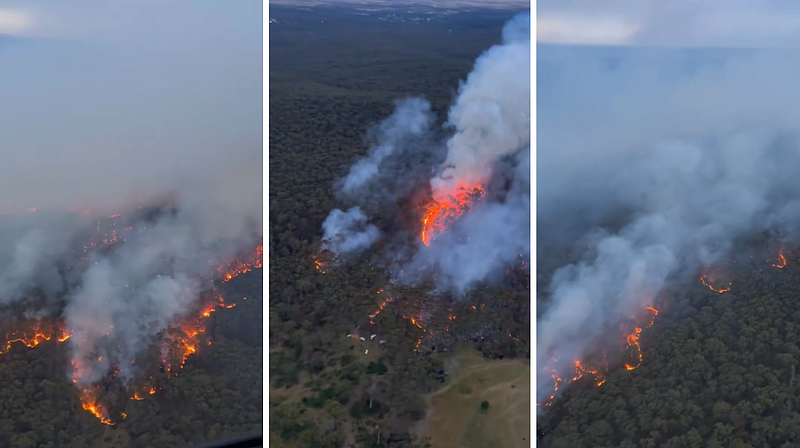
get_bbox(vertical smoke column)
[430,12,530,199]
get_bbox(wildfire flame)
[623,307,658,371]
[773,249,787,269]
[421,186,484,246]
[538,307,658,407]
[0,320,70,354]
[219,245,263,282]
[80,388,114,426]
[0,211,263,426]
[700,273,732,293]
[314,257,326,274]
[369,289,392,318]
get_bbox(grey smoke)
[339,98,434,196]
[66,171,262,385]
[322,207,380,256]
[405,12,530,293]
[537,45,800,403]
[0,212,89,304]
[430,12,530,199]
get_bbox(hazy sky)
[538,0,800,47]
[0,1,262,212]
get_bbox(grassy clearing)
[416,345,530,448]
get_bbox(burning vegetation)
[700,268,733,294]
[773,248,787,269]
[421,185,485,246]
[0,211,263,426]
[538,305,658,408]
[540,251,794,409]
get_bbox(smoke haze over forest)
[537,44,800,402]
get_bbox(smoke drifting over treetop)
[537,45,800,403]
[322,12,530,296]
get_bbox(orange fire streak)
[80,388,114,426]
[219,245,263,282]
[421,186,484,246]
[773,249,787,269]
[700,274,732,293]
[0,320,71,354]
[623,307,658,371]
[369,289,392,318]
[538,307,658,407]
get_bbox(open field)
[416,346,530,448]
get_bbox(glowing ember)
[421,186,484,246]
[404,316,423,329]
[314,256,326,274]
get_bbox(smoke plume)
[537,45,800,403]
[322,12,530,295]
[322,207,380,256]
[338,98,434,198]
[431,12,530,199]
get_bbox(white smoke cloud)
[537,45,800,403]
[339,98,434,196]
[64,169,262,384]
[431,12,530,199]
[322,207,380,256]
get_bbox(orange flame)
[369,290,393,318]
[219,245,263,282]
[162,285,239,373]
[773,249,787,269]
[538,307,658,407]
[80,388,114,425]
[314,257,326,274]
[405,316,423,329]
[0,320,71,354]
[421,186,484,246]
[700,273,732,293]
[623,307,658,371]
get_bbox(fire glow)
[773,249,787,269]
[0,320,71,354]
[700,272,732,294]
[219,245,263,282]
[421,186,484,246]
[623,307,658,371]
[80,387,114,426]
